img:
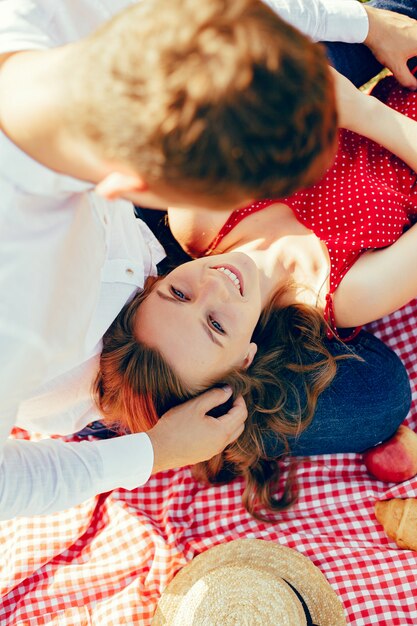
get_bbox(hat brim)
[152,539,346,625]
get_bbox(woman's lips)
[211,264,244,296]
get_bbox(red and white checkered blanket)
[2,301,417,625]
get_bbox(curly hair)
[69,0,337,202]
[94,275,346,520]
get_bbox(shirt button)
[126,268,134,276]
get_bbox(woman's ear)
[243,342,257,369]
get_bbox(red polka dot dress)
[203,77,417,339]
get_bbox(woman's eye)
[209,317,225,334]
[170,286,187,300]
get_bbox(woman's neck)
[168,203,330,310]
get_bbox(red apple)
[362,425,417,483]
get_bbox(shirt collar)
[0,131,94,197]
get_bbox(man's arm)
[263,0,368,43]
[0,387,247,520]
[0,434,153,520]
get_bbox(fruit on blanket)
[362,425,417,483]
[375,498,417,551]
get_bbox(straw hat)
[152,539,346,626]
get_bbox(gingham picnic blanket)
[1,301,417,625]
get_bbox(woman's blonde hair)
[94,275,342,520]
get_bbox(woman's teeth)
[216,267,241,293]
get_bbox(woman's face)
[134,252,261,390]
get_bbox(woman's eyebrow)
[156,289,179,303]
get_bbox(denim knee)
[263,331,411,457]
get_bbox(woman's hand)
[147,386,247,473]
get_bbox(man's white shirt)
[0,0,369,519]
[0,0,370,50]
[0,126,166,518]
[265,0,368,42]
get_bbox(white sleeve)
[263,0,369,43]
[0,432,154,520]
[0,324,49,442]
[0,0,133,53]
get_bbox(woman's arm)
[333,220,417,328]
[334,69,417,173]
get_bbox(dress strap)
[201,199,277,255]
[324,293,362,341]
[323,249,364,341]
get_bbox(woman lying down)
[95,73,417,519]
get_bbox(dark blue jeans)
[325,0,417,86]
[263,330,411,457]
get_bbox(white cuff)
[94,432,154,491]
[323,1,368,43]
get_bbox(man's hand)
[364,6,417,90]
[147,386,247,474]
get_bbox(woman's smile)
[211,265,243,295]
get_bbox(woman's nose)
[198,271,230,303]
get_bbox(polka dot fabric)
[204,76,417,339]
